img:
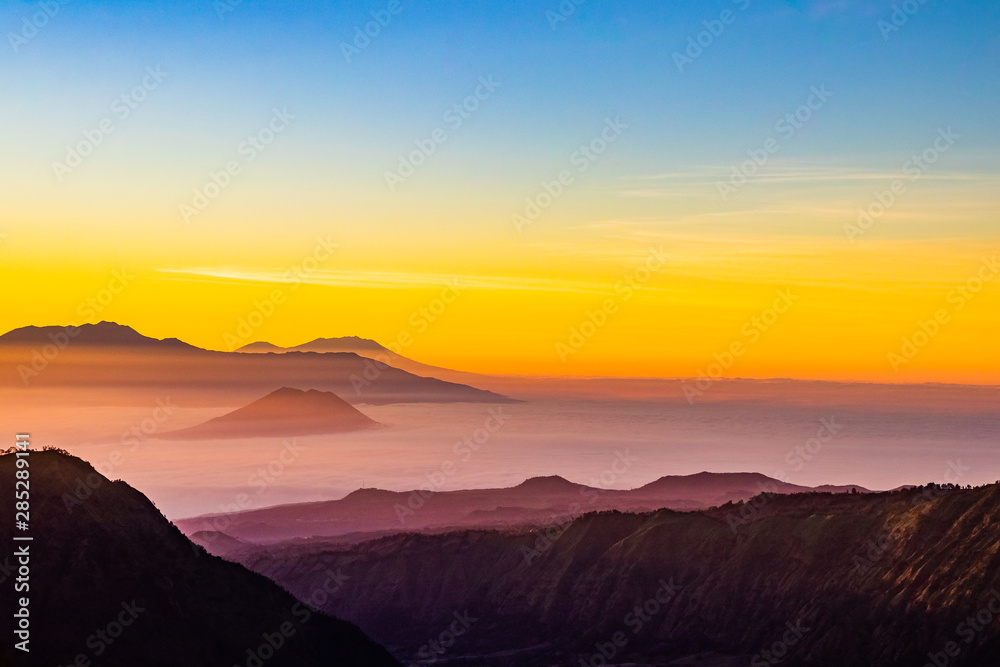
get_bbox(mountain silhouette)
[159,387,378,439]
[0,322,197,351]
[0,450,399,667]
[237,341,286,353]
[229,484,1000,666]
[177,471,873,543]
[0,322,515,405]
[237,336,392,354]
[233,335,485,385]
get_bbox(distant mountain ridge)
[0,322,197,350]
[238,337,393,354]
[233,335,483,384]
[0,322,516,405]
[177,471,871,543]
[238,341,286,353]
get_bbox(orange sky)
[3,0,998,385]
[3,221,998,384]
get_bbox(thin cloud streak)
[622,169,1000,195]
[154,267,673,296]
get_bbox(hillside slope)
[0,450,399,667]
[231,485,1000,665]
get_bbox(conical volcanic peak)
[160,387,379,440]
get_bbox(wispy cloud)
[621,164,1000,197]
[536,221,999,295]
[154,267,672,296]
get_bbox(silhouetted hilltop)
[0,450,399,667]
[237,336,392,354]
[237,341,286,353]
[0,322,197,350]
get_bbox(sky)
[1,0,998,382]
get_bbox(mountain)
[237,336,391,354]
[158,387,378,439]
[0,322,197,351]
[237,341,286,353]
[232,334,494,387]
[225,484,1000,666]
[630,471,866,505]
[292,337,394,354]
[177,471,872,543]
[0,322,515,405]
[0,450,398,667]
[512,474,585,492]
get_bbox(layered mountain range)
[0,322,513,405]
[5,449,998,666]
[222,484,1000,666]
[178,471,870,542]
[235,335,479,384]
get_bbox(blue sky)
[4,0,998,184]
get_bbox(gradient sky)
[2,0,998,382]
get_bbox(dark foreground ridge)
[0,450,399,667]
[230,483,1000,666]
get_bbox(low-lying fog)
[5,380,997,519]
